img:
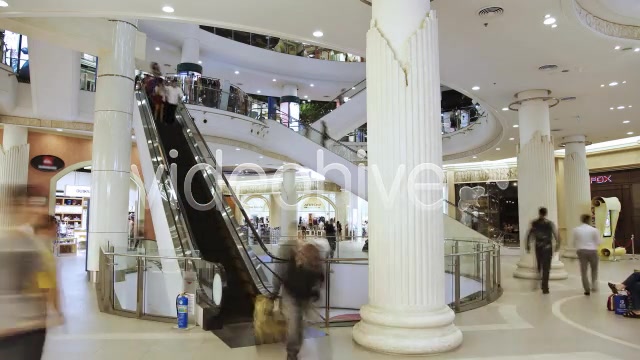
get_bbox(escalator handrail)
[134,89,197,258]
[444,199,508,240]
[313,78,367,118]
[174,103,287,268]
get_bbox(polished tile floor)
[43,251,640,360]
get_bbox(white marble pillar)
[279,166,298,242]
[0,125,30,228]
[87,19,137,274]
[336,189,349,236]
[352,0,462,354]
[562,135,591,258]
[512,90,567,279]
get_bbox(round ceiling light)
[617,106,625,109]
[635,48,640,52]
[610,107,614,110]
[0,1,9,7]
[472,86,480,91]
[155,47,160,51]
[623,120,630,124]
[509,137,515,141]
[198,60,202,64]
[257,90,261,94]
[313,31,324,38]
[551,24,558,28]
[545,14,551,19]
[543,17,556,25]
[472,156,478,159]
[234,70,239,74]
[614,45,621,50]
[272,79,276,82]
[609,82,618,86]
[162,6,174,13]
[310,84,315,87]
[513,124,519,128]
[502,107,508,111]
[600,84,605,87]
[627,132,634,135]
[496,148,501,151]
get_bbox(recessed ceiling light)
[257,90,261,93]
[313,30,324,38]
[234,163,239,166]
[272,79,276,82]
[198,60,202,64]
[259,156,264,159]
[155,47,160,51]
[635,48,640,52]
[629,105,633,108]
[496,148,501,151]
[162,6,174,13]
[304,95,308,98]
[609,82,618,86]
[509,137,515,140]
[627,132,634,135]
[472,86,480,91]
[0,1,8,7]
[56,128,63,132]
[623,120,630,124]
[131,135,136,140]
[543,17,556,25]
[617,106,625,109]
[472,156,477,159]
[545,14,551,19]
[352,87,356,90]
[614,45,621,50]
[235,148,240,151]
[610,107,614,110]
[622,81,627,84]
[502,107,508,111]
[310,84,315,87]
[600,84,605,87]
[551,24,557,28]
[513,124,519,128]
[234,70,239,75]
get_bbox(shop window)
[80,53,97,92]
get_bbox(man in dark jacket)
[526,207,560,294]
[324,219,337,258]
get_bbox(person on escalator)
[280,243,325,360]
[164,79,184,125]
[321,121,330,147]
[152,78,166,123]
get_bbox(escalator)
[134,90,282,328]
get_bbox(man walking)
[526,207,560,294]
[573,214,602,295]
[164,79,184,124]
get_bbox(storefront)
[298,195,336,228]
[589,168,640,252]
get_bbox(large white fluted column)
[0,125,30,228]
[352,0,462,354]
[562,135,591,258]
[336,190,349,236]
[512,90,567,279]
[279,165,298,243]
[87,19,137,275]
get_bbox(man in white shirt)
[573,214,602,295]
[164,80,184,124]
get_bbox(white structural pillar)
[512,90,568,279]
[336,190,349,236]
[279,165,298,242]
[0,125,30,227]
[180,24,200,64]
[87,19,137,275]
[562,135,591,258]
[352,0,462,354]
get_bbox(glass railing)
[96,247,224,322]
[200,26,365,63]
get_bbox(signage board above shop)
[30,155,65,172]
[590,175,612,184]
[65,185,91,198]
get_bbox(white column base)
[353,305,462,355]
[513,253,568,280]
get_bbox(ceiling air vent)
[478,6,504,18]
[561,96,577,101]
[538,64,559,71]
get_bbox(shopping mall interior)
[0,0,639,359]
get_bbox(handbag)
[254,295,287,344]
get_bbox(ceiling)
[0,0,639,164]
[139,20,365,100]
[578,0,640,26]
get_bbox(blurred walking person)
[573,214,602,295]
[0,186,61,359]
[325,219,337,258]
[525,207,560,294]
[281,243,325,360]
[321,121,330,147]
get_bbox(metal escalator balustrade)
[443,199,509,243]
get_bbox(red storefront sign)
[590,175,612,184]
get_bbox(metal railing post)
[492,248,498,294]
[136,256,145,318]
[484,251,492,298]
[475,243,481,278]
[325,260,331,328]
[496,245,502,288]
[454,255,461,312]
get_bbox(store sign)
[590,175,612,184]
[65,185,91,198]
[30,155,65,172]
[302,197,324,210]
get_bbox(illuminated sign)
[65,185,91,197]
[30,155,65,172]
[590,175,612,184]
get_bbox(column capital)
[509,89,559,111]
[560,135,591,147]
